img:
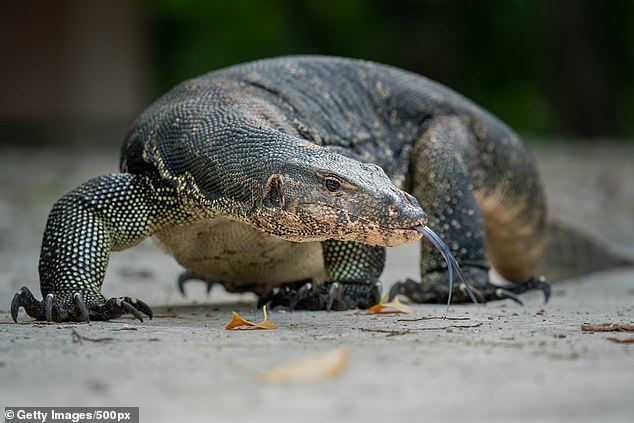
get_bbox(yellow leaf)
[365,296,415,315]
[253,319,278,330]
[257,347,349,382]
[225,306,278,330]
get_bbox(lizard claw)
[466,275,550,304]
[326,282,342,311]
[500,276,551,303]
[258,285,297,310]
[256,287,276,309]
[389,278,440,303]
[73,293,91,322]
[323,280,382,310]
[12,287,43,323]
[457,282,485,303]
[177,270,216,296]
[492,289,524,305]
[473,276,550,304]
[294,282,312,304]
[45,293,54,322]
[119,299,144,322]
[109,296,153,322]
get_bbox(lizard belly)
[152,217,326,286]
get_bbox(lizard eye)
[324,177,341,192]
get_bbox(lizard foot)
[11,286,153,323]
[389,267,550,305]
[258,280,382,311]
[177,270,217,296]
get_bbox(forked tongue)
[414,225,480,306]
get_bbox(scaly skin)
[13,56,552,322]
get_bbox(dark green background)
[150,0,634,138]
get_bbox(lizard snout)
[387,190,427,226]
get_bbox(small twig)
[397,316,471,322]
[357,328,412,337]
[154,311,178,318]
[453,322,483,329]
[71,328,114,344]
[581,323,634,332]
[358,321,482,335]
[113,326,138,331]
[408,322,483,331]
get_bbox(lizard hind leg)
[413,224,481,304]
[391,116,549,305]
[402,224,549,305]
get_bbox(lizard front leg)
[11,174,175,322]
[259,240,385,311]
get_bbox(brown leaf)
[257,347,349,382]
[581,323,634,332]
[225,306,278,330]
[607,337,634,343]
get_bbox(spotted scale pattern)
[323,240,385,283]
[33,173,191,320]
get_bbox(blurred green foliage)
[149,0,634,137]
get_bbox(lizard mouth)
[339,212,427,246]
[290,203,427,246]
[397,224,425,232]
[387,216,429,233]
[389,223,426,236]
[342,211,426,233]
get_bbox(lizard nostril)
[388,204,400,217]
[403,193,417,207]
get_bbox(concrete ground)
[1,141,633,423]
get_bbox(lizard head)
[253,144,427,247]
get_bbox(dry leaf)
[607,337,634,343]
[581,323,634,332]
[366,296,415,315]
[257,347,348,382]
[225,306,278,330]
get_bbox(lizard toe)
[258,279,324,310]
[102,296,153,322]
[325,282,342,311]
[389,278,446,303]
[258,285,296,310]
[471,275,550,304]
[45,293,54,321]
[324,280,382,310]
[390,267,486,304]
[73,293,91,322]
[177,270,216,296]
[499,276,551,303]
[11,287,46,323]
[490,288,524,305]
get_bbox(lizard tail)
[537,221,634,282]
